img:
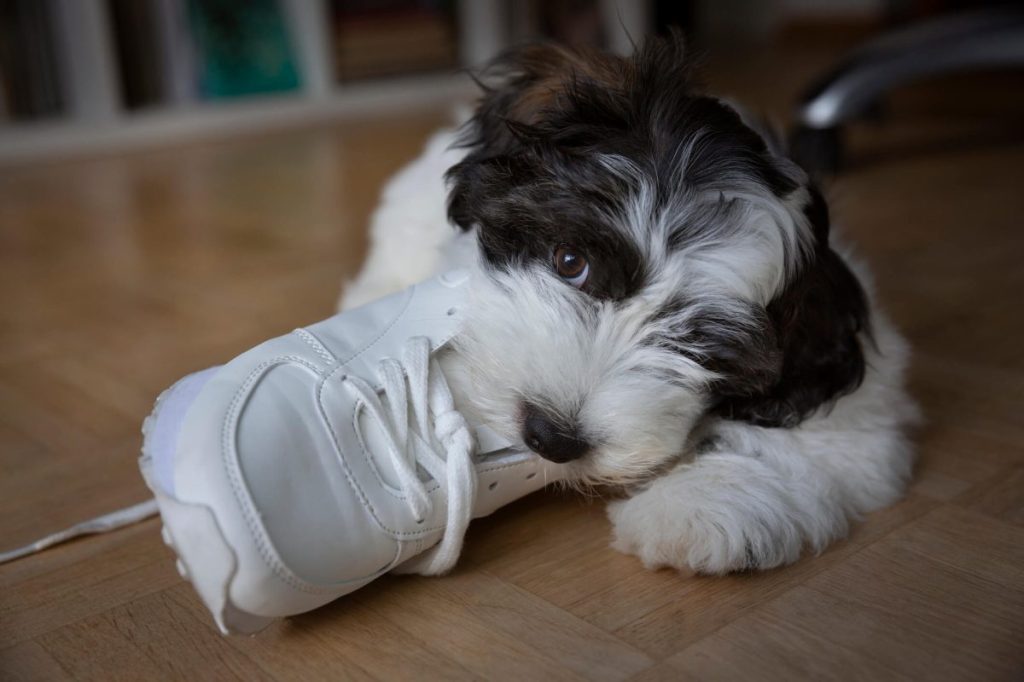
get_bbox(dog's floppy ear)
[714,186,871,427]
[446,44,623,231]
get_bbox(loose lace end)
[0,498,159,565]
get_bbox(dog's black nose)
[522,407,589,463]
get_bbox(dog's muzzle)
[521,405,590,463]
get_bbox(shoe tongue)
[474,424,515,455]
[306,271,468,389]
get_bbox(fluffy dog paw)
[607,461,808,574]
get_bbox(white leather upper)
[164,271,565,619]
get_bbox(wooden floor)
[2,37,1023,681]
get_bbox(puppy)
[343,36,917,574]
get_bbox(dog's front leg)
[607,449,821,574]
[607,414,913,574]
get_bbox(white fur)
[608,308,916,573]
[447,264,714,487]
[339,130,466,310]
[342,130,917,574]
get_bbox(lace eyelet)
[446,307,457,316]
[488,481,498,491]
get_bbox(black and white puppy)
[342,36,917,574]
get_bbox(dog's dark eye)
[553,245,590,288]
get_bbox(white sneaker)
[139,270,563,634]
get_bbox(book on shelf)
[110,0,166,109]
[108,0,201,110]
[0,0,64,121]
[0,68,7,121]
[188,0,302,99]
[331,1,458,82]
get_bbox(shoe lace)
[341,336,476,575]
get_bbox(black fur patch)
[710,187,871,427]
[454,150,646,300]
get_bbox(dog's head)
[446,36,869,486]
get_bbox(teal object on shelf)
[188,0,301,99]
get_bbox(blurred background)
[1,0,1021,162]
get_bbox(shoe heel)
[141,368,274,635]
[153,488,276,635]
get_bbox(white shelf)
[50,0,120,123]
[0,73,476,165]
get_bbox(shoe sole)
[140,375,277,635]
